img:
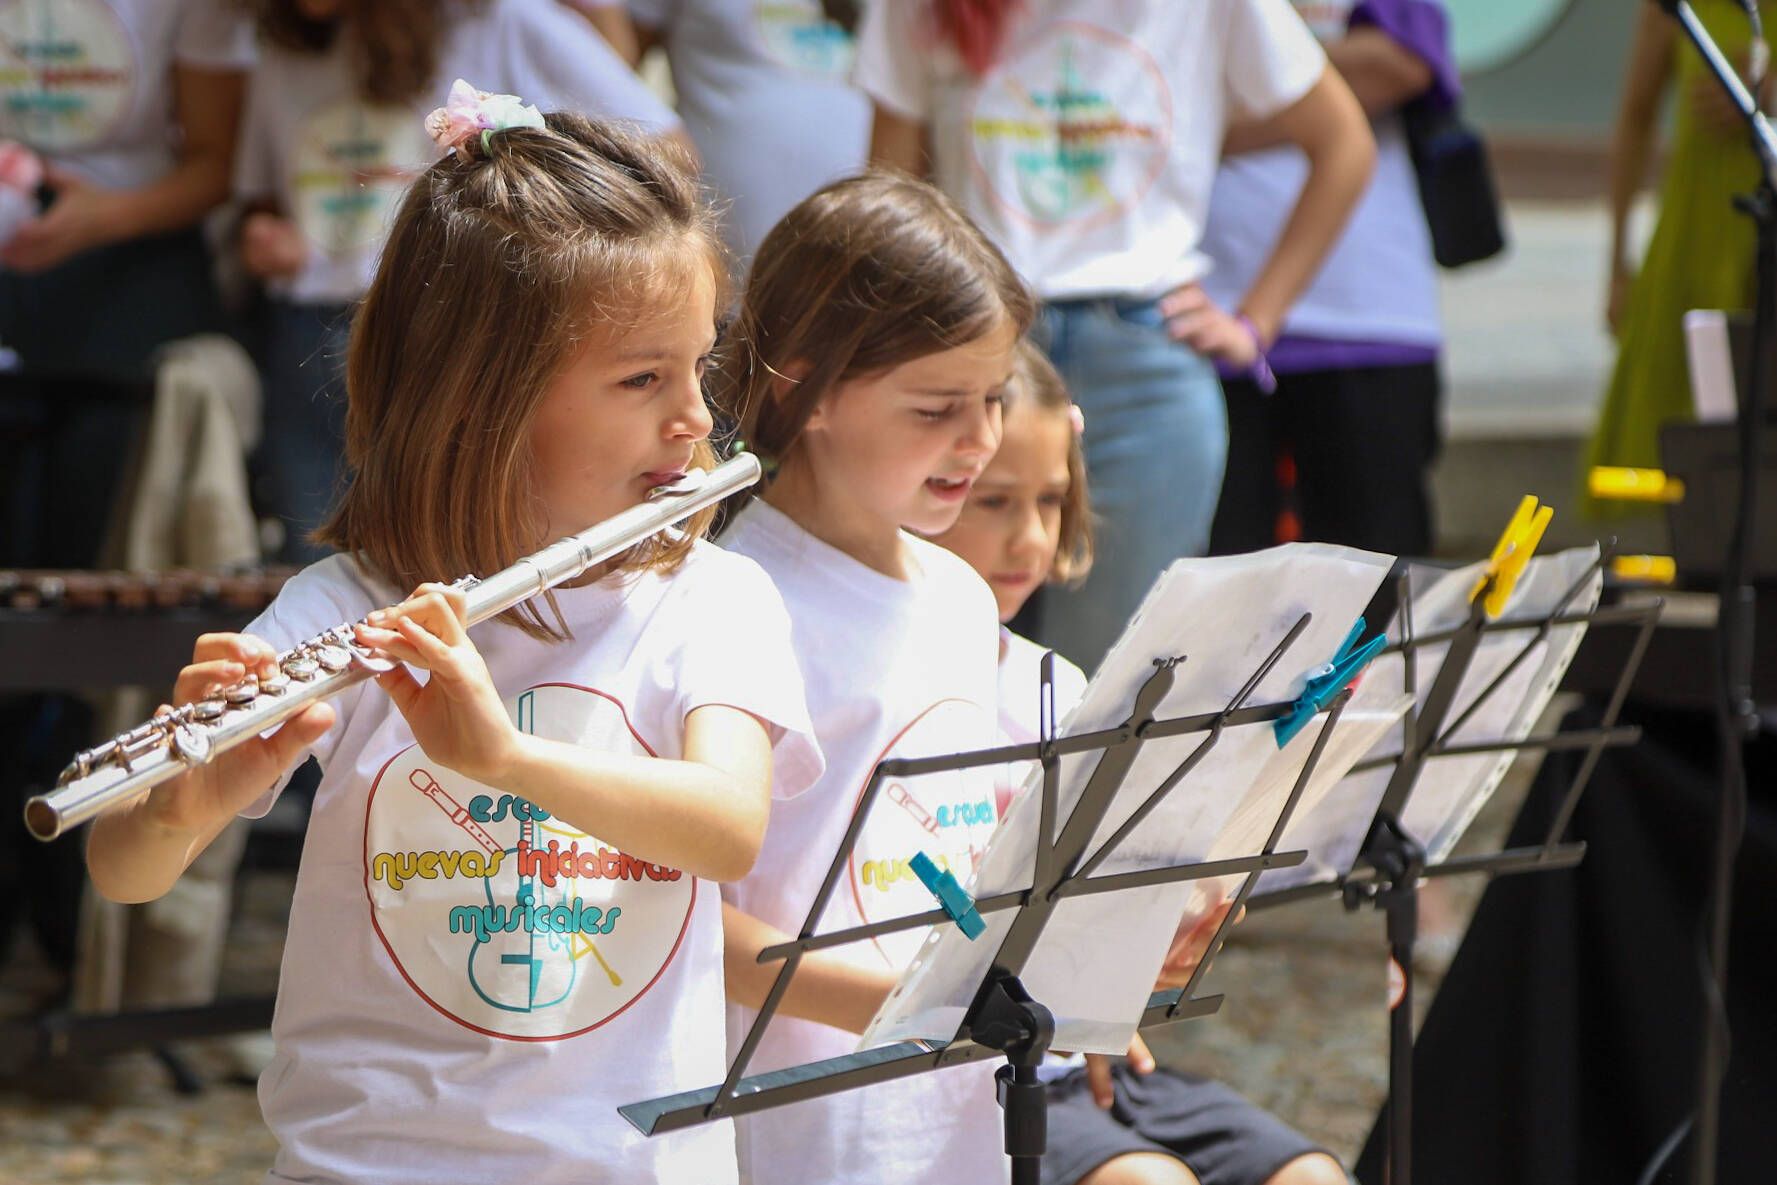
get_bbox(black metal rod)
[1171,693,1352,1015]
[1432,549,1612,746]
[1072,615,1310,884]
[1668,7,1777,1176]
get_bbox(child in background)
[87,101,819,1185]
[931,340,1349,1185]
[234,0,685,561]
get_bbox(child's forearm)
[493,730,770,884]
[87,798,233,904]
[722,904,897,1033]
[1239,69,1376,340]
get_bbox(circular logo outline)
[360,682,698,1043]
[965,19,1174,236]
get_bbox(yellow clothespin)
[1588,466,1686,504]
[1610,554,1678,585]
[1469,495,1554,618]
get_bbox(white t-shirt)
[719,500,1010,1185]
[854,0,1325,300]
[241,542,822,1185]
[0,0,254,191]
[1200,0,1441,349]
[993,625,1087,815]
[626,0,871,263]
[233,0,681,306]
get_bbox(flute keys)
[172,724,211,765]
[316,645,352,673]
[224,679,260,706]
[191,699,226,722]
[284,657,319,682]
[260,674,291,696]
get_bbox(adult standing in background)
[0,0,252,1005]
[858,0,1375,671]
[1583,0,1773,516]
[578,0,872,266]
[232,0,684,562]
[0,0,251,376]
[1205,0,1454,558]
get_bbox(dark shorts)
[1043,1064,1331,1185]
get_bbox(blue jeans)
[1036,298,1228,673]
[255,300,351,564]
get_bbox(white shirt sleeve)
[173,0,258,71]
[501,0,681,133]
[1222,0,1327,122]
[852,0,929,122]
[669,554,825,800]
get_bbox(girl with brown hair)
[713,169,1031,1185]
[86,97,820,1185]
[235,0,684,562]
[930,341,1345,1185]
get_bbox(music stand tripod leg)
[1345,812,1426,1185]
[968,970,1057,1185]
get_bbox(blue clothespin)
[909,851,984,940]
[1273,619,1387,748]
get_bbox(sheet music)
[860,545,1409,1055]
[1256,545,1603,892]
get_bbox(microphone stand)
[1654,6,1773,1183]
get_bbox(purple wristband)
[1235,314,1278,395]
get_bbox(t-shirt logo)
[0,0,133,152]
[292,97,432,260]
[753,0,854,78]
[364,683,696,1041]
[967,20,1171,230]
[845,698,999,967]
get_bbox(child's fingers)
[192,632,278,671]
[373,664,424,716]
[412,582,469,627]
[1126,1033,1155,1075]
[369,590,465,647]
[1084,1054,1116,1109]
[395,616,460,674]
[174,660,246,706]
[225,703,333,793]
[354,623,424,667]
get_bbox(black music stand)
[1251,544,1662,1185]
[621,582,1407,1185]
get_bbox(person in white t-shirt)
[579,0,872,265]
[233,0,685,563]
[930,340,1346,1185]
[0,0,253,366]
[86,104,821,1185]
[857,0,1376,673]
[710,170,1034,1185]
[1205,0,1455,561]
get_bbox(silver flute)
[24,453,762,842]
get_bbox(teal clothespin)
[909,851,984,940]
[1273,619,1387,748]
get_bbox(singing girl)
[713,170,1030,1185]
[86,92,820,1185]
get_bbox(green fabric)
[1582,0,1768,518]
